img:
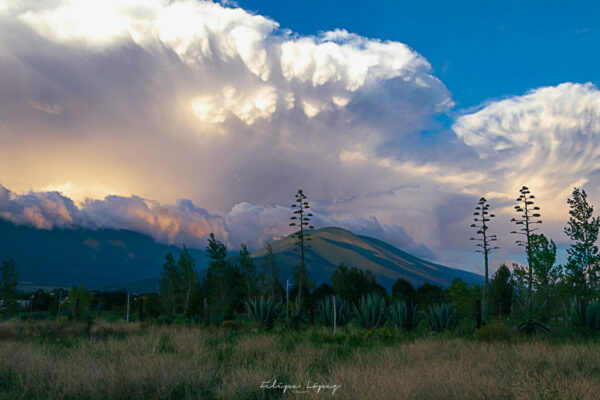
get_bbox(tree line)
[2,186,600,332]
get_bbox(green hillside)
[252,227,482,290]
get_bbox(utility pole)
[286,280,290,320]
[332,295,337,334]
[126,292,130,323]
[57,289,62,317]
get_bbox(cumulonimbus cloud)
[5,1,600,272]
[0,0,453,262]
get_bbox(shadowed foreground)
[0,321,599,399]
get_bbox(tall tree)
[289,189,314,312]
[0,258,18,314]
[489,264,514,316]
[178,245,198,317]
[448,278,479,318]
[564,187,600,299]
[331,264,386,305]
[470,197,499,308]
[510,186,542,301]
[239,243,258,301]
[159,253,181,314]
[415,282,446,310]
[204,233,235,318]
[67,285,92,317]
[529,233,561,319]
[391,278,417,303]
[261,243,281,300]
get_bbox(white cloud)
[0,0,460,265]
[9,0,446,127]
[453,82,600,220]
[0,184,435,258]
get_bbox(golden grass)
[0,321,599,399]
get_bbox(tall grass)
[0,320,599,399]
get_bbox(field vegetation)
[1,318,600,400]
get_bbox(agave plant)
[516,298,550,335]
[246,296,282,328]
[353,293,387,329]
[388,300,421,331]
[426,303,460,332]
[317,296,351,327]
[565,298,600,330]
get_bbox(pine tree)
[262,243,281,300]
[204,233,235,319]
[564,187,600,299]
[239,243,257,301]
[178,245,198,317]
[489,264,514,316]
[159,253,182,314]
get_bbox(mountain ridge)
[251,227,482,290]
[0,220,481,292]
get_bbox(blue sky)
[239,0,599,108]
[1,0,600,274]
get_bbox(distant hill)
[252,227,482,290]
[0,219,206,292]
[0,220,481,293]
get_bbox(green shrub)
[220,320,239,330]
[388,300,421,331]
[565,298,600,330]
[157,314,175,326]
[475,321,511,342]
[426,303,460,332]
[316,296,350,327]
[353,294,387,329]
[246,297,281,329]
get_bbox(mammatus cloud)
[0,184,435,259]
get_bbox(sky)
[1,0,599,274]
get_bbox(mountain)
[0,219,481,292]
[252,227,482,290]
[0,219,206,291]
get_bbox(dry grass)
[0,320,599,399]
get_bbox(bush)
[475,321,511,342]
[316,295,350,327]
[388,300,421,331]
[353,294,387,329]
[426,303,460,332]
[220,320,240,330]
[565,298,600,330]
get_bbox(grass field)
[1,319,600,399]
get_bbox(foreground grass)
[1,320,600,399]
